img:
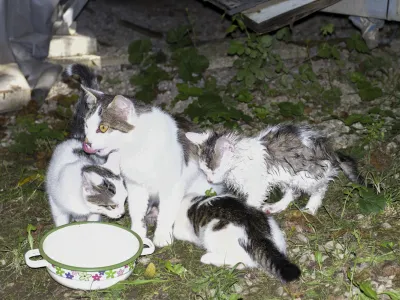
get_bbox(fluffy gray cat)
[186,124,363,215]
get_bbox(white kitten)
[173,193,301,282]
[186,124,363,215]
[46,139,127,226]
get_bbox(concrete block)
[0,63,31,113]
[48,34,97,58]
[47,54,102,69]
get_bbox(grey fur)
[187,194,301,282]
[81,165,120,180]
[194,124,364,214]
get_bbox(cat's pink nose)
[207,177,213,183]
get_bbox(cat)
[62,63,100,141]
[62,63,223,247]
[173,193,301,282]
[46,139,127,226]
[185,124,364,215]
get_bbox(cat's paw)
[131,223,147,239]
[262,203,286,214]
[200,253,224,267]
[301,206,317,215]
[153,230,174,247]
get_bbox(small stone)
[386,142,397,153]
[6,282,14,287]
[299,253,309,264]
[381,222,392,229]
[296,233,309,244]
[138,257,151,265]
[352,122,364,130]
[292,247,300,254]
[107,88,113,93]
[335,243,345,251]
[356,214,364,220]
[276,286,284,296]
[0,259,5,266]
[324,241,335,251]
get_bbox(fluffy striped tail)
[62,64,99,89]
[336,152,366,185]
[240,237,301,282]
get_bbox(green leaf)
[358,86,383,101]
[344,114,373,126]
[276,27,291,41]
[317,43,332,58]
[226,24,238,34]
[166,25,193,50]
[205,188,217,196]
[128,39,152,65]
[172,48,209,82]
[358,282,378,299]
[164,261,187,277]
[27,224,37,250]
[236,89,253,103]
[331,46,341,60]
[278,102,304,117]
[228,40,245,55]
[320,23,335,36]
[175,83,203,101]
[381,291,400,300]
[346,33,370,53]
[259,35,273,48]
[321,87,342,104]
[358,189,386,214]
[253,106,269,120]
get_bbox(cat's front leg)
[246,182,272,208]
[87,214,102,222]
[126,182,150,239]
[153,182,185,247]
[263,187,296,214]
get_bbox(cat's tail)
[241,217,301,282]
[240,236,301,282]
[335,152,366,185]
[62,64,99,89]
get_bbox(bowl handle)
[141,238,155,256]
[25,249,49,268]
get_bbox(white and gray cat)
[173,193,301,282]
[186,124,364,215]
[46,139,127,226]
[63,64,222,247]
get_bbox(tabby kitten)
[186,124,363,215]
[173,193,301,282]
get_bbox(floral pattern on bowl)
[47,262,136,281]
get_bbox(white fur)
[84,98,218,247]
[46,139,127,226]
[186,129,338,215]
[173,194,256,269]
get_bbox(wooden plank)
[204,0,266,15]
[242,0,341,34]
[322,0,388,19]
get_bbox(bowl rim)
[39,222,143,272]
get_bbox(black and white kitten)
[173,193,301,282]
[46,139,127,226]
[186,124,363,215]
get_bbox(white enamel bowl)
[24,222,155,290]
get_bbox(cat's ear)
[108,95,135,120]
[82,172,102,194]
[216,137,234,153]
[185,131,210,145]
[81,85,103,105]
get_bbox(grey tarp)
[0,0,86,104]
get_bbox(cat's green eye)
[98,124,109,133]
